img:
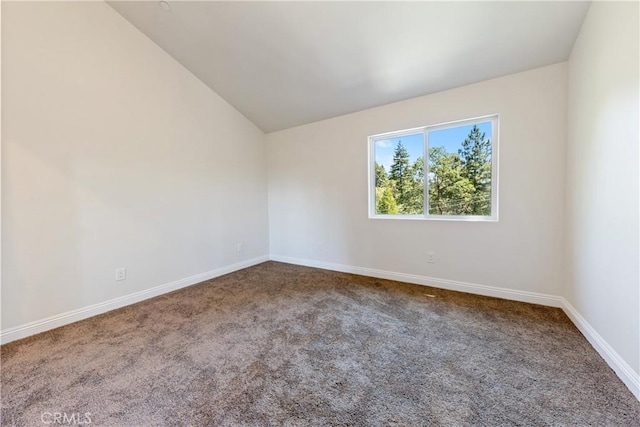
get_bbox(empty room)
[1,0,639,425]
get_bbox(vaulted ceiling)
[108,1,590,133]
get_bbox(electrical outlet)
[427,252,436,264]
[237,243,244,253]
[115,267,126,281]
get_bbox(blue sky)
[375,121,492,172]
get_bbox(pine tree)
[403,157,424,214]
[458,125,492,215]
[390,142,410,186]
[389,142,413,211]
[375,162,388,188]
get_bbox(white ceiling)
[108,1,590,133]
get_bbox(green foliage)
[389,142,411,201]
[375,125,492,217]
[403,156,424,214]
[386,142,424,214]
[375,162,388,188]
[376,186,398,214]
[458,125,492,215]
[428,147,474,215]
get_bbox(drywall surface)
[1,2,268,331]
[566,1,640,384]
[267,63,567,296]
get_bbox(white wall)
[1,2,269,332]
[267,63,567,298]
[565,1,639,391]
[1,0,637,400]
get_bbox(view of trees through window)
[373,120,494,217]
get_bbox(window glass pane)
[374,133,424,215]
[428,122,492,216]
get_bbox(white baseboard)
[0,255,269,345]
[270,254,639,401]
[560,298,640,400]
[3,254,638,401]
[270,255,564,307]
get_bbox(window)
[369,115,498,220]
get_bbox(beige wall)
[267,63,567,298]
[2,0,637,400]
[565,1,640,391]
[1,1,269,331]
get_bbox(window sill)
[369,214,498,222]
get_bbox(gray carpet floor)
[1,261,639,426]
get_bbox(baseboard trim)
[560,298,640,399]
[3,254,637,400]
[269,255,563,307]
[0,255,269,345]
[270,254,639,401]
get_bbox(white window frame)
[368,114,499,221]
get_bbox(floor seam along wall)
[1,255,637,400]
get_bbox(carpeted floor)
[1,261,638,426]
